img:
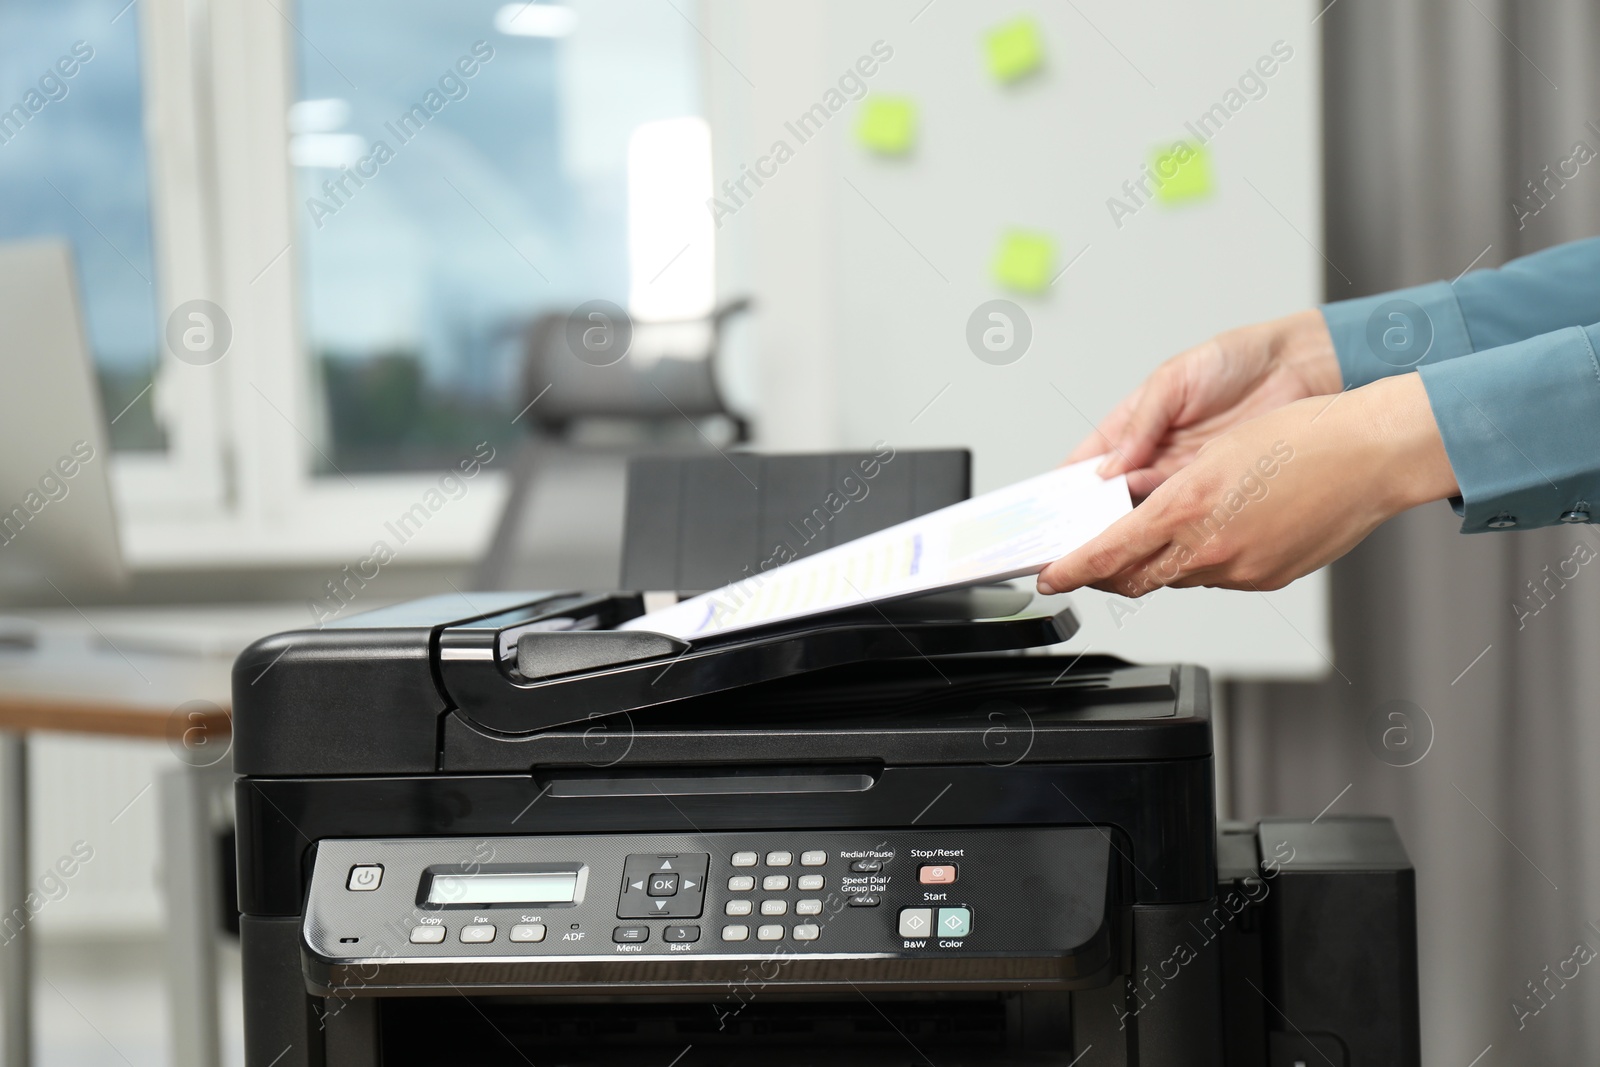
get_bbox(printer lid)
[232,586,1079,750]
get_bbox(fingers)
[1036,505,1176,595]
[1097,364,1190,478]
[1064,386,1143,466]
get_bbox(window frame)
[117,0,508,569]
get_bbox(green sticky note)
[857,95,917,156]
[1152,141,1215,204]
[992,230,1056,294]
[985,16,1046,83]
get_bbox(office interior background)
[0,0,1597,1063]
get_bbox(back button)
[664,926,700,943]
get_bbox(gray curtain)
[1228,2,1600,1063]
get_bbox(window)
[0,1,163,453]
[288,0,706,472]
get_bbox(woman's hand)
[1039,374,1459,596]
[1065,309,1343,499]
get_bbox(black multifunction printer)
[233,451,1421,1066]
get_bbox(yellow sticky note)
[985,16,1046,83]
[992,230,1056,294]
[1152,141,1214,204]
[857,95,917,156]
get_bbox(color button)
[898,908,933,938]
[509,924,546,943]
[408,924,445,944]
[346,865,383,891]
[937,908,972,937]
[919,864,957,885]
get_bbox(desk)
[0,605,307,1067]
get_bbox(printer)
[233,452,1421,1067]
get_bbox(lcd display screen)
[427,872,579,905]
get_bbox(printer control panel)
[302,828,1114,994]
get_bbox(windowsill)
[119,470,509,569]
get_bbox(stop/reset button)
[918,864,957,885]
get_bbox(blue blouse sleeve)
[1321,236,1600,389]
[1417,324,1600,532]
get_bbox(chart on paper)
[620,458,1131,641]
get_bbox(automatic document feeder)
[233,587,1421,1066]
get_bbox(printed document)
[620,458,1131,641]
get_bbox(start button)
[918,864,957,885]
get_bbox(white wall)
[706,0,1329,678]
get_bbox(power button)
[347,865,383,891]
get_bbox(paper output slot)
[544,772,876,798]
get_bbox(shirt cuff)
[1322,280,1475,389]
[1418,324,1600,533]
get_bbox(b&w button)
[897,909,933,938]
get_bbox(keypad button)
[648,873,680,897]
[460,924,497,944]
[727,875,755,892]
[346,865,383,891]
[725,899,753,917]
[800,850,827,867]
[722,924,749,942]
[614,926,649,943]
[757,924,785,941]
[918,864,957,885]
[731,852,758,867]
[897,909,933,938]
[847,894,880,908]
[760,900,788,916]
[850,859,882,873]
[509,924,546,943]
[793,924,820,941]
[762,875,790,892]
[937,908,972,938]
[796,899,823,916]
[766,851,793,867]
[797,875,824,891]
[664,925,700,943]
[408,924,446,944]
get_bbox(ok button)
[648,873,680,897]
